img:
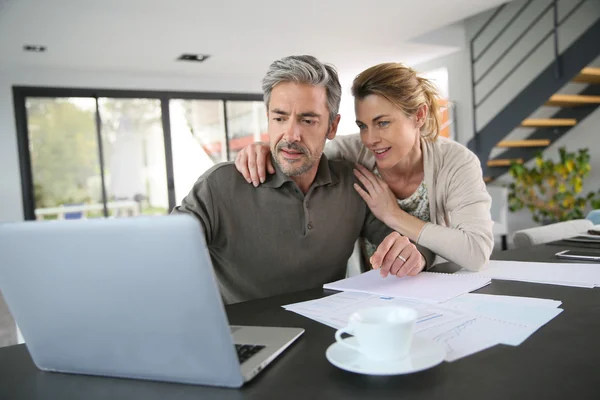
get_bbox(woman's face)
[355,94,423,169]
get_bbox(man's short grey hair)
[262,55,342,125]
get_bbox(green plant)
[507,147,600,224]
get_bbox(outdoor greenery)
[507,147,600,224]
[27,97,166,217]
[28,98,100,208]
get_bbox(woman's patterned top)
[364,170,430,259]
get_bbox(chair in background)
[512,219,593,248]
[487,185,509,250]
[586,209,600,225]
[346,239,367,277]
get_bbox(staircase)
[466,0,600,182]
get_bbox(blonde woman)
[236,63,493,273]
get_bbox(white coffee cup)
[334,306,418,361]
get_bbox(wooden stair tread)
[496,139,551,148]
[545,94,600,107]
[520,118,576,127]
[573,67,600,84]
[487,158,523,167]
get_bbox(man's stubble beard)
[273,137,326,177]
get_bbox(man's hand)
[370,232,426,278]
[234,142,274,187]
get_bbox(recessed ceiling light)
[177,53,210,62]
[23,45,47,52]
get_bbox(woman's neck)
[379,137,424,182]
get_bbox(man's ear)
[327,114,341,140]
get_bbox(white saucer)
[325,336,445,375]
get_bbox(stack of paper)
[283,292,466,334]
[290,262,575,362]
[460,260,600,288]
[437,293,562,347]
[323,270,491,303]
[283,292,563,362]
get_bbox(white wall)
[0,66,261,222]
[336,75,361,136]
[411,21,480,145]
[0,72,23,222]
[413,48,474,145]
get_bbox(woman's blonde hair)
[351,63,441,141]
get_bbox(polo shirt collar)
[262,154,338,189]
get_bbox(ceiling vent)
[177,53,210,62]
[23,45,46,52]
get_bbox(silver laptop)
[0,214,303,387]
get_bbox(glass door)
[98,98,168,217]
[169,99,228,205]
[26,97,104,220]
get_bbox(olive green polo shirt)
[173,156,431,304]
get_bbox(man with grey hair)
[259,55,341,192]
[173,55,432,304]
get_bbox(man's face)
[267,82,339,177]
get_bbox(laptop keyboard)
[235,344,265,364]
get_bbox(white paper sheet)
[284,292,466,332]
[453,293,562,308]
[460,260,600,288]
[323,270,491,303]
[283,291,563,361]
[442,294,564,346]
[415,315,523,361]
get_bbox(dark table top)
[1,244,599,400]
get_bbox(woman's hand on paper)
[371,232,425,278]
[234,142,274,187]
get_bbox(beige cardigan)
[325,134,493,271]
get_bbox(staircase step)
[545,94,600,107]
[573,67,600,84]
[520,118,576,127]
[484,177,493,183]
[496,139,551,148]
[487,159,523,167]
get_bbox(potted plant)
[507,147,599,224]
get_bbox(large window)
[226,101,268,160]
[14,88,264,221]
[169,99,227,204]
[99,98,168,217]
[26,97,104,220]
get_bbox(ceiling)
[0,0,507,82]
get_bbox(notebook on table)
[323,270,491,303]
